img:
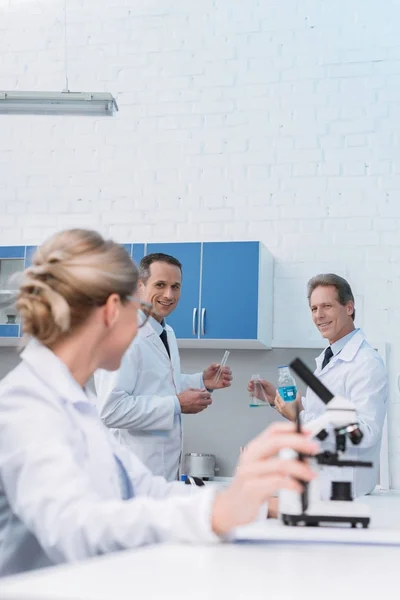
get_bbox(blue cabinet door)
[0,324,19,337]
[200,242,259,340]
[146,243,201,338]
[0,247,25,337]
[131,244,145,265]
[122,244,145,265]
[25,246,37,267]
[0,247,25,259]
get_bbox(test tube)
[213,351,230,385]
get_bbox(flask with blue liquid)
[277,366,297,402]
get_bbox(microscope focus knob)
[316,429,329,441]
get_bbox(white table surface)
[1,490,399,600]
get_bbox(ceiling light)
[0,91,119,116]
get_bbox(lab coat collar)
[330,328,358,357]
[334,328,366,362]
[316,329,366,369]
[21,338,92,406]
[138,311,168,336]
[148,314,164,335]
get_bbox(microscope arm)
[305,413,335,438]
[304,397,358,436]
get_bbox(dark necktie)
[160,328,170,358]
[322,346,334,369]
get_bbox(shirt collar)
[330,328,359,356]
[138,309,165,335]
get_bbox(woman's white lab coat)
[0,340,219,577]
[301,330,388,498]
[95,320,203,481]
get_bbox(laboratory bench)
[0,490,399,600]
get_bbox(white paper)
[235,519,400,547]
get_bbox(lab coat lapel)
[140,322,180,390]
[21,339,120,493]
[165,325,181,389]
[315,349,325,374]
[142,322,172,362]
[314,348,334,375]
[315,345,342,375]
[315,330,366,374]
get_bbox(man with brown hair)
[95,252,232,482]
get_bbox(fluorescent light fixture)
[0,91,119,116]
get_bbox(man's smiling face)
[139,261,182,322]
[310,284,355,344]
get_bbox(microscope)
[279,358,372,529]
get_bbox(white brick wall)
[1,0,400,485]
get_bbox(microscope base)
[281,513,370,528]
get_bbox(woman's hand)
[211,422,318,536]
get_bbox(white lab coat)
[301,330,388,499]
[0,340,220,577]
[95,319,203,481]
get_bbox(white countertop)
[1,490,399,600]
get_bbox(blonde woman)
[0,229,317,576]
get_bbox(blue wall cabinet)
[146,243,201,339]
[178,241,273,349]
[0,246,26,341]
[25,244,146,268]
[0,241,273,349]
[144,241,273,349]
[122,243,132,256]
[0,324,19,338]
[0,247,25,260]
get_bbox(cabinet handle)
[192,308,198,336]
[201,308,206,336]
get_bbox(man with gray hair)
[249,273,388,499]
